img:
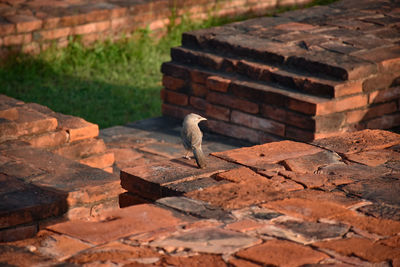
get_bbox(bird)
[181,113,207,169]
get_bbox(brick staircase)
[0,94,119,241]
[161,0,400,143]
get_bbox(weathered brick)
[207,119,261,144]
[20,130,69,148]
[59,14,87,27]
[285,126,315,142]
[164,90,189,106]
[3,33,32,46]
[0,22,15,36]
[162,75,185,91]
[162,103,192,120]
[366,112,400,129]
[189,96,207,110]
[73,21,110,35]
[5,15,41,33]
[206,103,230,121]
[316,94,368,116]
[369,86,400,104]
[207,91,259,114]
[231,110,285,136]
[79,152,115,169]
[190,69,211,84]
[52,138,107,160]
[353,45,400,72]
[206,76,231,92]
[0,224,38,242]
[362,72,400,92]
[334,80,363,97]
[191,83,208,97]
[346,101,398,124]
[39,27,71,40]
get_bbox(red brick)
[231,110,285,136]
[39,27,71,40]
[0,224,38,242]
[57,116,99,142]
[285,126,315,142]
[3,33,32,46]
[79,152,115,169]
[262,198,351,222]
[225,219,265,233]
[85,9,111,23]
[366,112,400,129]
[353,45,400,72]
[60,14,87,27]
[164,90,189,106]
[316,94,368,116]
[110,16,130,31]
[236,239,328,267]
[334,80,363,97]
[162,103,192,120]
[191,83,208,97]
[5,15,42,33]
[217,167,267,183]
[207,92,259,114]
[287,97,317,115]
[312,129,400,154]
[0,22,15,36]
[346,101,398,124]
[207,119,261,144]
[20,130,68,148]
[0,106,18,120]
[73,21,110,35]
[313,237,400,263]
[42,16,60,29]
[47,204,186,244]
[261,104,314,130]
[52,138,107,160]
[189,96,207,110]
[190,69,210,84]
[162,75,185,90]
[275,22,317,31]
[212,140,323,169]
[362,72,399,92]
[345,149,400,167]
[206,103,230,121]
[369,86,400,104]
[110,7,128,18]
[206,76,231,92]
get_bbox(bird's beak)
[200,117,207,121]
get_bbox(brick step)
[51,138,107,161]
[170,46,363,98]
[0,142,123,241]
[181,29,378,81]
[0,106,58,143]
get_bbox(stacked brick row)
[0,0,312,55]
[0,94,114,172]
[161,0,400,143]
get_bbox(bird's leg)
[183,150,191,160]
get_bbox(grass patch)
[0,0,337,129]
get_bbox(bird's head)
[184,113,207,124]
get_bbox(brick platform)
[0,0,312,55]
[1,128,399,266]
[161,0,400,143]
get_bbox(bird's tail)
[193,146,207,169]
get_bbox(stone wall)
[0,0,312,55]
[161,0,400,143]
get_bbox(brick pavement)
[162,0,400,143]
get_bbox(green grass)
[0,0,337,129]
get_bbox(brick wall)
[161,0,400,143]
[0,0,313,55]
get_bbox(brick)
[73,21,110,35]
[261,105,314,130]
[366,112,400,129]
[59,14,87,27]
[0,107,58,142]
[110,16,130,31]
[79,152,115,169]
[162,75,185,90]
[207,92,259,114]
[162,103,192,120]
[161,62,190,80]
[212,140,322,170]
[282,150,342,174]
[312,129,400,154]
[57,115,99,142]
[20,130,68,148]
[346,101,398,124]
[231,110,285,136]
[206,76,231,92]
[206,119,261,144]
[285,126,315,142]
[120,156,237,199]
[353,45,400,72]
[206,103,230,121]
[237,60,275,81]
[52,138,106,161]
[225,219,265,233]
[313,237,400,263]
[189,96,207,110]
[164,90,188,106]
[334,80,363,97]
[47,204,186,244]
[191,83,208,97]
[190,69,210,84]
[315,94,368,116]
[0,106,18,120]
[275,22,317,31]
[369,86,400,104]
[363,72,400,92]
[236,239,328,267]
[0,224,38,242]
[0,22,15,36]
[5,15,42,33]
[85,8,112,23]
[3,33,32,46]
[39,27,71,40]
